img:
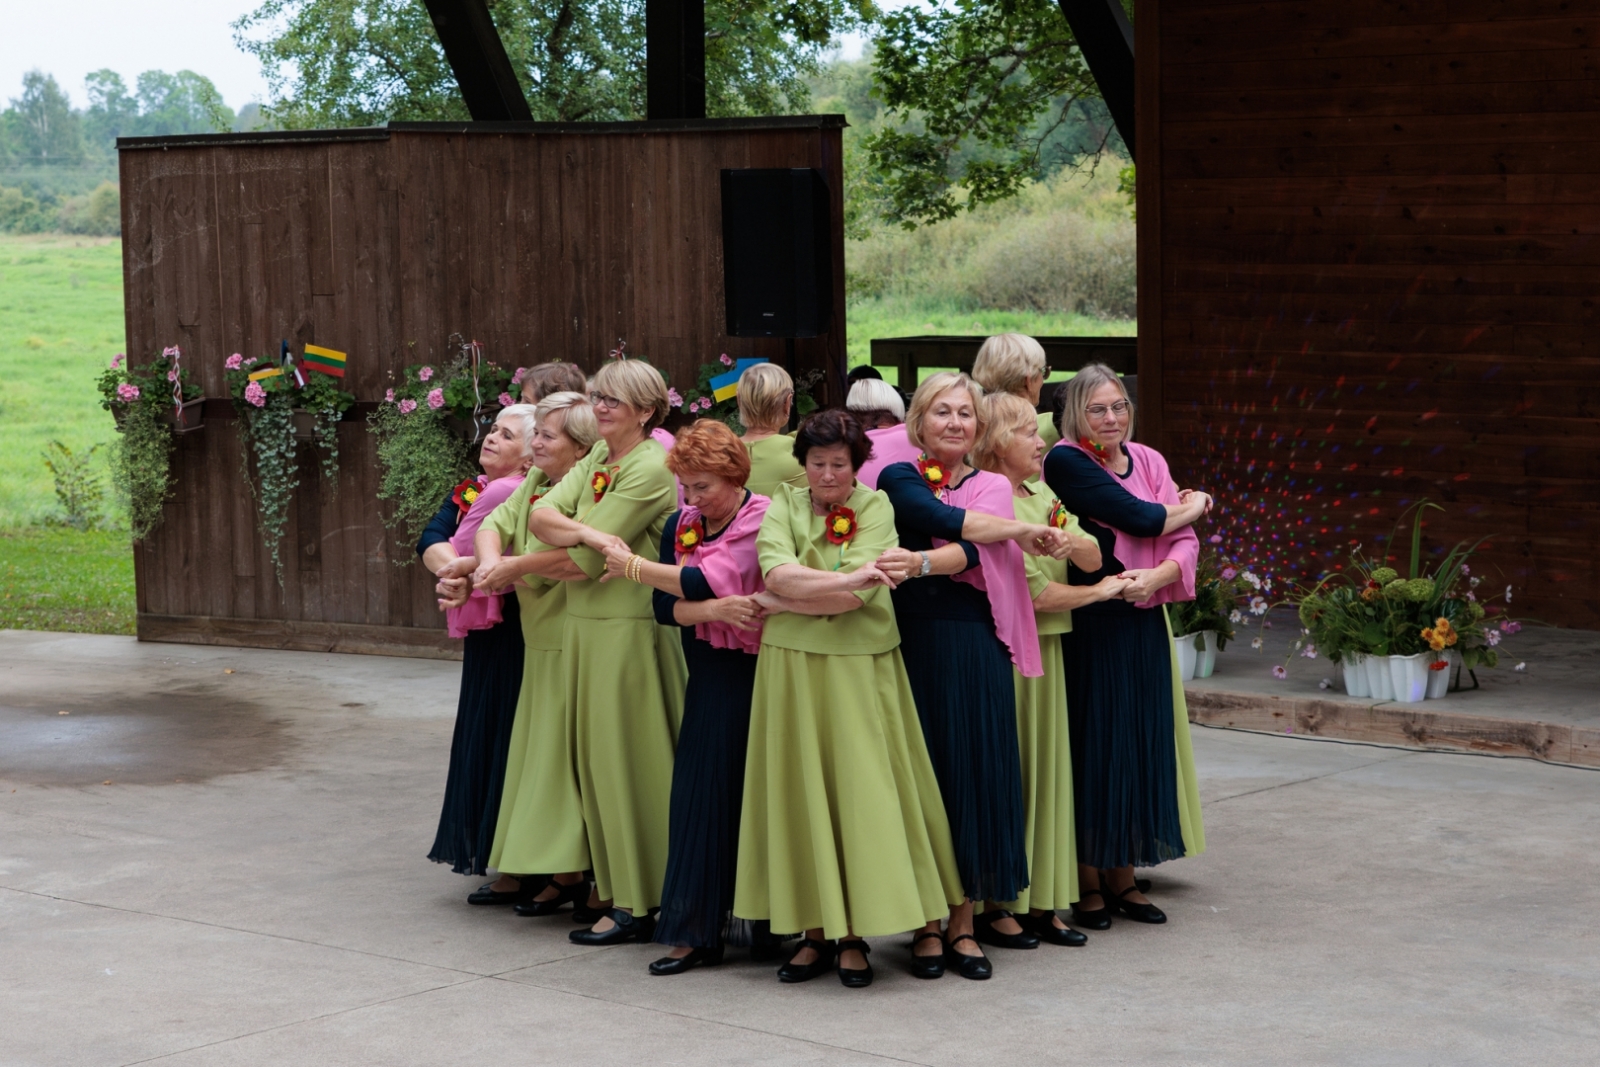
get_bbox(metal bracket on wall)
[1054,0,1136,161]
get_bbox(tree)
[6,71,84,164]
[865,0,1126,228]
[233,0,875,127]
[83,70,141,147]
[132,71,236,135]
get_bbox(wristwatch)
[917,552,932,578]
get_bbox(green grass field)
[0,233,1130,635]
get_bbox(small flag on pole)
[303,344,348,378]
[247,367,284,382]
[710,357,770,402]
[281,340,306,388]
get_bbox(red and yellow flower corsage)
[1048,498,1070,530]
[675,516,705,555]
[451,475,484,518]
[591,467,613,502]
[1078,437,1111,464]
[824,504,857,570]
[916,453,948,497]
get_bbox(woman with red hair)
[603,419,785,974]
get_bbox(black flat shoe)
[571,904,606,924]
[467,876,547,906]
[648,944,724,976]
[1109,884,1166,925]
[974,909,1040,950]
[837,940,873,988]
[943,932,993,980]
[1071,888,1112,931]
[514,878,589,917]
[1021,911,1088,946]
[569,908,656,946]
[777,938,836,983]
[909,930,946,979]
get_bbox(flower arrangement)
[672,351,825,432]
[1167,547,1258,652]
[96,347,202,540]
[224,350,355,583]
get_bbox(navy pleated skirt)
[897,614,1029,905]
[428,609,525,875]
[653,634,760,948]
[1060,604,1184,869]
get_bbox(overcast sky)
[1,0,877,112]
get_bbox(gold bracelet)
[627,555,642,582]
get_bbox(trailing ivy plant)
[368,379,474,560]
[223,352,354,584]
[97,347,201,540]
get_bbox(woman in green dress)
[528,359,687,945]
[737,362,808,498]
[973,392,1129,945]
[734,408,964,989]
[473,391,600,918]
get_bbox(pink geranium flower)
[720,353,733,366]
[498,392,514,407]
[162,345,181,358]
[398,398,418,414]
[244,381,266,407]
[385,388,395,403]
[667,388,683,408]
[110,353,125,369]
[225,353,243,370]
[511,367,526,385]
[418,366,434,382]
[167,368,179,382]
[427,388,445,410]
[116,383,140,402]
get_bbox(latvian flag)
[303,344,348,378]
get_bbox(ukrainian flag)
[709,357,770,402]
[303,344,348,378]
[247,366,284,382]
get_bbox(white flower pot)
[1174,633,1199,681]
[1425,649,1458,699]
[1342,652,1370,698]
[1364,654,1395,701]
[1194,631,1219,679]
[1388,652,1431,703]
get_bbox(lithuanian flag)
[303,344,348,378]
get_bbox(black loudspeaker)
[720,168,834,337]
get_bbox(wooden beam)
[1055,0,1135,161]
[647,0,707,120]
[421,0,533,121]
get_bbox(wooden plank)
[136,613,462,660]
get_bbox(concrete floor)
[2,630,1598,1067]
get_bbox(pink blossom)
[1271,665,1288,680]
[385,389,396,403]
[1300,643,1318,659]
[1500,620,1521,635]
[398,398,418,414]
[116,383,140,403]
[667,388,683,408]
[1220,566,1237,580]
[418,366,434,382]
[162,345,180,358]
[498,392,514,407]
[167,368,179,382]
[1207,534,1222,544]
[698,397,712,412]
[511,367,526,385]
[110,353,125,369]
[225,353,243,370]
[1485,629,1501,646]
[426,388,445,410]
[719,353,733,367]
[1460,563,1470,576]
[244,381,266,407]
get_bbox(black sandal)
[837,939,873,988]
[777,938,836,983]
[909,930,946,979]
[1071,887,1112,930]
[943,932,993,980]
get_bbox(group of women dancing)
[418,334,1210,987]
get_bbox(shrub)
[41,440,106,530]
[57,182,121,236]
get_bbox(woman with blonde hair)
[735,362,807,498]
[872,372,1070,979]
[528,359,687,945]
[473,392,602,919]
[1041,363,1209,929]
[973,391,1123,945]
[846,376,906,431]
[971,332,1058,449]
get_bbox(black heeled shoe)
[569,908,656,945]
[467,875,547,906]
[776,938,836,983]
[943,932,993,980]
[1108,883,1166,925]
[648,944,724,976]
[513,878,589,917]
[837,940,873,988]
[973,909,1040,950]
[909,930,946,979]
[1021,910,1088,946]
[1071,888,1112,931]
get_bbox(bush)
[57,182,121,236]
[0,184,51,233]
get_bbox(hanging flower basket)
[97,346,204,540]
[162,397,207,434]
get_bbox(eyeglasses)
[1085,401,1132,418]
[589,391,623,410]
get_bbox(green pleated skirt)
[733,645,964,939]
[563,616,686,912]
[490,647,590,876]
[1002,636,1079,912]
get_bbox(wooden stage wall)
[119,118,847,655]
[1138,1,1600,628]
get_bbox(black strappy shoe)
[1071,887,1112,930]
[648,943,725,976]
[513,877,589,917]
[837,940,873,988]
[777,938,837,983]
[1021,910,1088,946]
[909,930,946,979]
[1108,883,1167,925]
[943,932,993,980]
[468,875,548,906]
[974,908,1040,950]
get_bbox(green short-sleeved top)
[481,474,565,651]
[756,481,901,656]
[743,433,808,500]
[1015,485,1088,636]
[1038,410,1061,451]
[531,438,677,621]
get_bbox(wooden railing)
[867,335,1137,391]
